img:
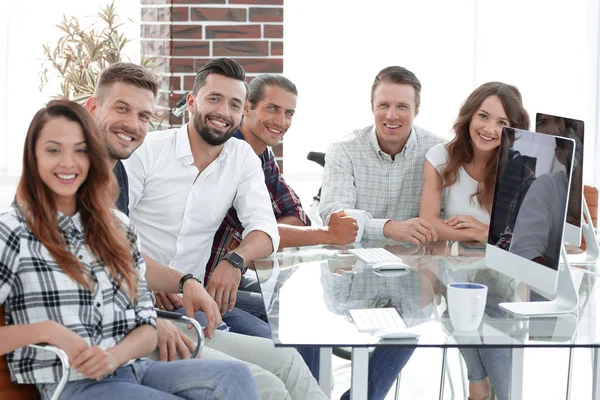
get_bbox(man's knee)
[247,364,291,400]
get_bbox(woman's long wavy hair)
[16,99,139,300]
[443,82,530,210]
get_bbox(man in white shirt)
[124,58,279,334]
[88,61,326,400]
[319,66,442,245]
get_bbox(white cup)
[344,209,366,242]
[447,282,488,331]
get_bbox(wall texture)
[140,0,284,169]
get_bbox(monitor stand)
[499,246,579,316]
[566,197,598,265]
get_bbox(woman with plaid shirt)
[0,100,258,400]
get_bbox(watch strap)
[178,273,202,293]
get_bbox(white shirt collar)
[175,123,230,166]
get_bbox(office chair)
[0,307,203,400]
[307,151,326,201]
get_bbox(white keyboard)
[348,248,402,264]
[349,308,407,333]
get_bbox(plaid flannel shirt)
[0,206,156,384]
[319,125,444,241]
[205,130,310,282]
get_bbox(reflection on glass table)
[253,240,599,400]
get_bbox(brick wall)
[140,0,284,170]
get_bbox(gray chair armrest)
[28,344,70,400]
[155,309,205,358]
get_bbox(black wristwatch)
[222,252,245,270]
[178,273,202,293]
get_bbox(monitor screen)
[535,113,584,234]
[487,128,574,271]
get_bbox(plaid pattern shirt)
[319,125,444,241]
[205,130,309,282]
[0,206,156,384]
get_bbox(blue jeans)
[340,347,416,400]
[37,358,258,400]
[460,347,510,400]
[235,273,270,321]
[173,306,272,338]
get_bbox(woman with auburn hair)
[0,99,258,400]
[419,82,530,400]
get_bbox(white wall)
[0,0,141,207]
[2,0,599,211]
[282,0,600,209]
[0,0,141,174]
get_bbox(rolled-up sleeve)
[319,142,389,240]
[319,142,356,224]
[234,150,280,253]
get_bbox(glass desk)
[254,240,599,400]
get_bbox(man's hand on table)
[383,218,438,245]
[326,210,359,244]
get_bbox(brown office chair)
[0,306,46,400]
[0,307,204,400]
[581,185,598,250]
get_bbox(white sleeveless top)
[425,143,490,224]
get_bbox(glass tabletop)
[253,240,600,348]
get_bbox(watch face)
[227,252,244,268]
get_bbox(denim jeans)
[235,273,270,321]
[340,347,416,400]
[173,306,272,338]
[37,358,258,400]
[459,347,510,400]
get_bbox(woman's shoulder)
[0,206,27,240]
[425,142,449,169]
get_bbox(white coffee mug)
[344,209,366,242]
[447,282,488,331]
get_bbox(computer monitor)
[535,113,584,246]
[485,128,577,315]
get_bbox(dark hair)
[191,58,248,98]
[371,66,421,109]
[247,74,298,110]
[16,99,139,300]
[444,82,530,209]
[96,62,159,98]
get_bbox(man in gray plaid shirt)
[319,66,444,245]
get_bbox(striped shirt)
[319,125,444,241]
[0,206,156,384]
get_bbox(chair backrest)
[581,185,598,250]
[0,306,39,399]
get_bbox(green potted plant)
[39,0,153,104]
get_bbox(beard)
[192,110,237,146]
[99,121,140,160]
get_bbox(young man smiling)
[87,61,326,400]
[206,74,358,308]
[318,66,444,400]
[319,66,443,245]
